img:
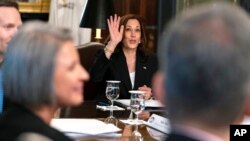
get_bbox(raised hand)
[107,14,124,50]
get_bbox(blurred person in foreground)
[0,0,22,113]
[153,2,250,141]
[0,21,89,141]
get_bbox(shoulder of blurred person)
[155,1,250,141]
[17,132,53,141]
[0,104,72,141]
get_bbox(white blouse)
[129,72,135,89]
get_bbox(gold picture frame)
[176,0,239,13]
[17,0,50,13]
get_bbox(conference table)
[58,101,167,141]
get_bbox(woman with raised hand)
[91,14,158,102]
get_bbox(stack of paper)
[50,118,121,138]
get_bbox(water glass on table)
[105,80,120,118]
[129,90,145,138]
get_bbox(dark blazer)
[166,132,200,141]
[0,104,72,141]
[90,49,158,102]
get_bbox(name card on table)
[146,114,170,134]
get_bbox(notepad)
[51,119,121,135]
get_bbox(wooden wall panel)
[112,0,157,52]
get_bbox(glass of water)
[105,80,120,118]
[129,90,145,123]
[129,90,145,137]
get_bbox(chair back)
[77,42,105,100]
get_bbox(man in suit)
[154,2,250,141]
[0,0,22,113]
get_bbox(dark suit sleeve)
[90,49,111,82]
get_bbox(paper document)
[65,132,122,139]
[115,99,164,108]
[120,119,146,125]
[146,100,164,107]
[96,105,125,111]
[51,119,121,135]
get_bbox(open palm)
[107,14,124,47]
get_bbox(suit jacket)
[90,49,158,101]
[0,104,72,141]
[166,132,200,141]
[0,70,2,113]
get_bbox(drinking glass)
[129,90,145,137]
[131,132,144,141]
[105,80,120,118]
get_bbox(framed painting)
[17,0,50,13]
